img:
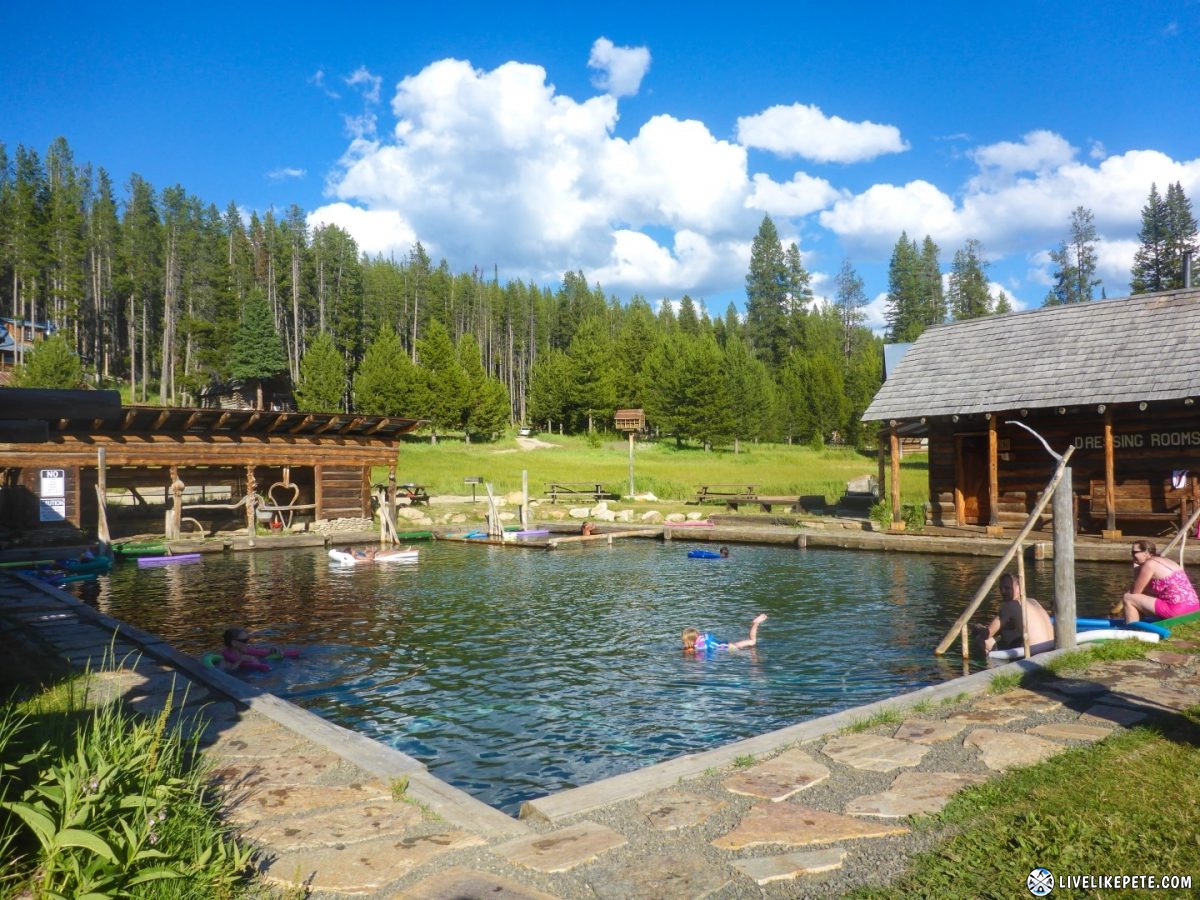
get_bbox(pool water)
[91,541,1134,814]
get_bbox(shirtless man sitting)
[972,573,1054,654]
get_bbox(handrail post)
[935,445,1075,655]
[1052,465,1076,650]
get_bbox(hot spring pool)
[89,540,1132,814]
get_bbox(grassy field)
[382,433,930,509]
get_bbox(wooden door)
[956,434,991,525]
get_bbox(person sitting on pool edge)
[1122,539,1200,622]
[682,613,767,652]
[970,573,1053,654]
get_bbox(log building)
[0,388,421,540]
[863,288,1200,538]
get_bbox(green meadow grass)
[382,433,930,508]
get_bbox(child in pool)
[682,614,767,652]
[219,627,292,671]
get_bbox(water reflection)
[91,542,1133,814]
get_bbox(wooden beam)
[314,416,342,435]
[239,411,262,432]
[288,414,316,434]
[0,387,121,422]
[338,417,366,434]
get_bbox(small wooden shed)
[863,288,1200,537]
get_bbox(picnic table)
[545,482,609,503]
[399,483,431,505]
[695,484,758,503]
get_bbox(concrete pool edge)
[518,652,1065,823]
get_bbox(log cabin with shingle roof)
[863,288,1200,539]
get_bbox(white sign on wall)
[39,468,66,522]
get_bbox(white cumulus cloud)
[736,103,908,164]
[588,38,650,98]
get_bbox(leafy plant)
[901,502,926,532]
[0,675,254,898]
[869,501,891,531]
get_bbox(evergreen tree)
[642,332,688,446]
[677,335,734,449]
[527,348,572,432]
[1044,206,1100,306]
[612,297,658,407]
[566,316,617,432]
[230,290,290,408]
[724,334,775,443]
[353,324,425,416]
[744,214,789,366]
[13,332,84,388]
[884,233,922,342]
[948,240,993,320]
[1131,183,1170,294]
[458,331,511,441]
[416,319,469,439]
[833,260,867,359]
[1165,182,1198,289]
[294,330,345,412]
[918,236,946,329]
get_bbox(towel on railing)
[1173,469,1189,489]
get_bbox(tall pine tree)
[1044,206,1100,305]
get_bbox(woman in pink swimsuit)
[1122,540,1200,622]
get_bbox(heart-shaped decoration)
[267,481,302,529]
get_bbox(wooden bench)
[545,482,610,503]
[1087,474,1198,532]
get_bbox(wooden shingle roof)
[863,288,1200,423]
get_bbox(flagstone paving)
[3,570,1200,898]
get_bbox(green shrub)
[901,502,926,532]
[869,501,891,531]
[0,677,254,898]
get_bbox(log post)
[1103,408,1118,537]
[987,415,1000,529]
[889,424,901,527]
[246,465,257,539]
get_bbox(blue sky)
[4,2,1200,330]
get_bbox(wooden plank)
[546,529,658,549]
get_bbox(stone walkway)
[3,572,1198,898]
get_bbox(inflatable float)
[687,549,724,559]
[136,553,201,568]
[113,541,169,559]
[329,548,418,564]
[375,549,419,562]
[989,627,1162,660]
[201,646,300,671]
